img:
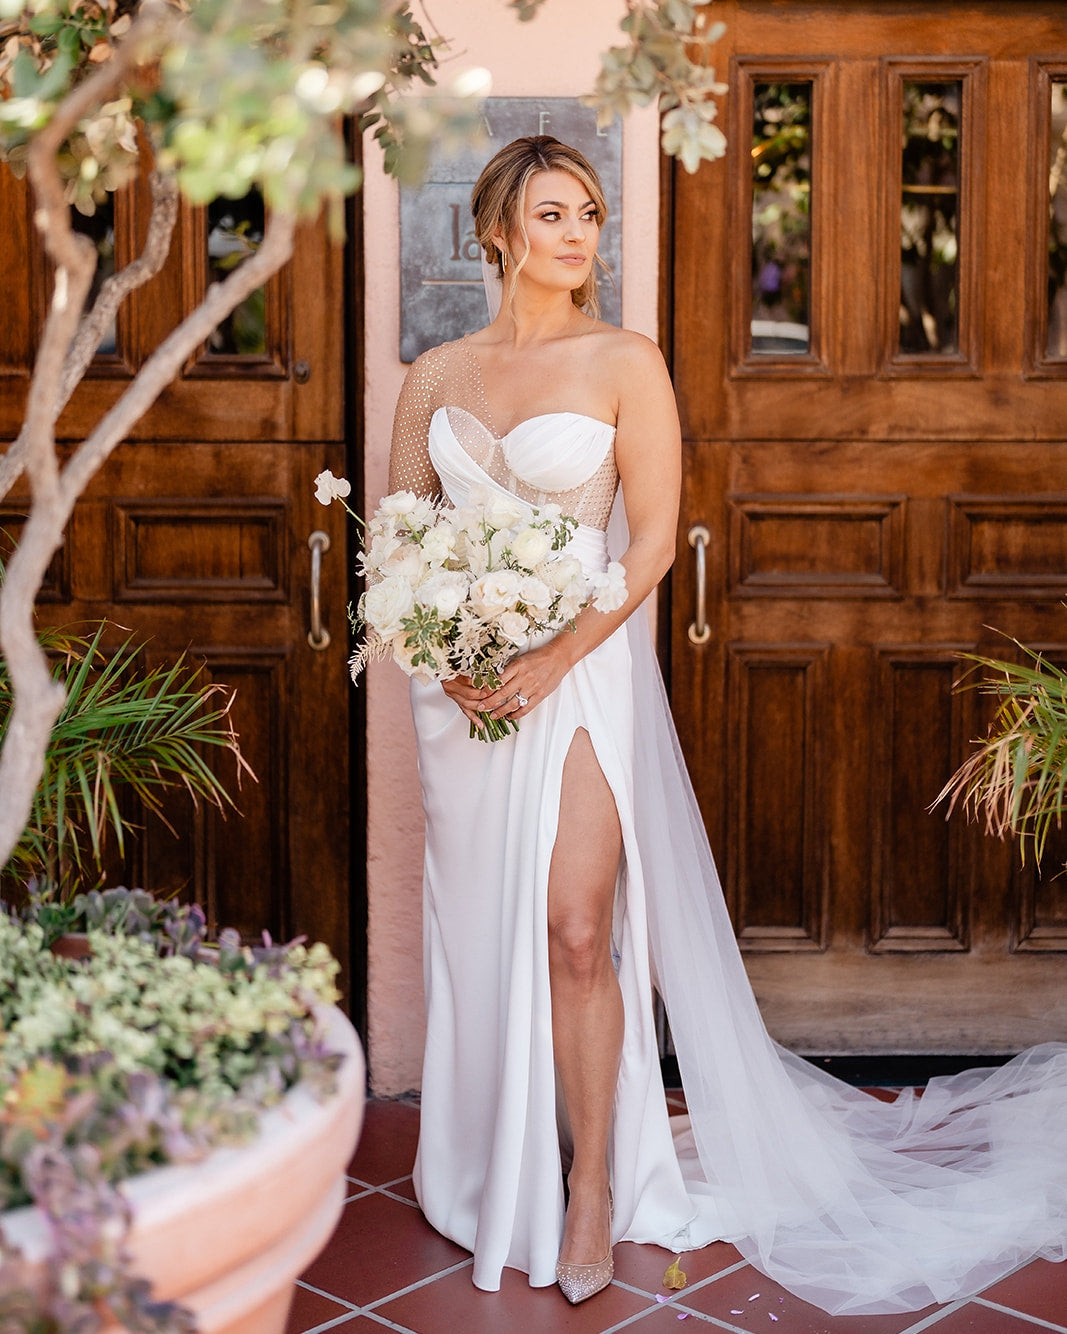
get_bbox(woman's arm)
[469,333,681,724]
[388,350,445,499]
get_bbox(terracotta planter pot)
[2,1005,366,1334]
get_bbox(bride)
[387,134,1067,1316]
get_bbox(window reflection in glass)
[751,82,811,356]
[900,81,960,355]
[206,190,266,356]
[71,201,117,355]
[1048,81,1067,357]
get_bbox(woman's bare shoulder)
[586,323,666,365]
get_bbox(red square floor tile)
[377,1261,655,1334]
[285,1282,354,1333]
[348,1099,421,1185]
[921,1302,1066,1333]
[612,1239,744,1293]
[677,1266,943,1334]
[978,1257,1067,1327]
[300,1191,468,1307]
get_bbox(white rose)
[518,576,552,612]
[379,490,418,516]
[510,527,553,570]
[362,575,415,637]
[314,469,351,505]
[496,610,530,647]
[483,491,528,530]
[420,523,456,565]
[415,571,468,619]
[543,555,582,592]
[467,483,492,508]
[469,569,524,617]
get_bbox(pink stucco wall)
[362,0,662,1095]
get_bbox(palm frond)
[1,620,254,888]
[936,641,1067,867]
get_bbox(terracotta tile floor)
[286,1096,1067,1334]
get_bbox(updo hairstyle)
[470,135,608,316]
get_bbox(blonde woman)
[388,135,1067,1315]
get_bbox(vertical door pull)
[308,530,331,650]
[688,524,712,645]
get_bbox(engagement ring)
[516,693,529,708]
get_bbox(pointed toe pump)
[556,1188,614,1304]
[555,1249,614,1304]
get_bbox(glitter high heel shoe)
[556,1188,614,1305]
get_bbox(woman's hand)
[480,640,573,724]
[441,639,573,727]
[440,674,493,727]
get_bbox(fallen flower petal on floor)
[663,1257,688,1290]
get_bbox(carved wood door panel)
[669,0,1067,1053]
[0,167,353,995]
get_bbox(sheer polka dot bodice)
[388,337,619,531]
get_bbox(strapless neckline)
[445,405,616,442]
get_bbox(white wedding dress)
[391,337,1067,1317]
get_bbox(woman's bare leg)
[549,728,624,1266]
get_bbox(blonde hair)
[470,135,609,317]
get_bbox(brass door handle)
[307,530,331,650]
[688,524,711,645]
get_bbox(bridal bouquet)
[314,471,627,741]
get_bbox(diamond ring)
[515,693,529,708]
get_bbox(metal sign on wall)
[398,98,623,363]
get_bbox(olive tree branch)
[0,169,180,505]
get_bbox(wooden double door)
[0,167,357,1004]
[669,0,1067,1052]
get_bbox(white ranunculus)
[496,610,530,647]
[420,522,456,565]
[379,490,418,516]
[469,569,524,617]
[518,575,552,612]
[363,575,416,637]
[536,502,564,522]
[590,561,629,613]
[483,491,528,531]
[510,526,553,570]
[314,469,351,505]
[543,555,582,592]
[415,571,468,619]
